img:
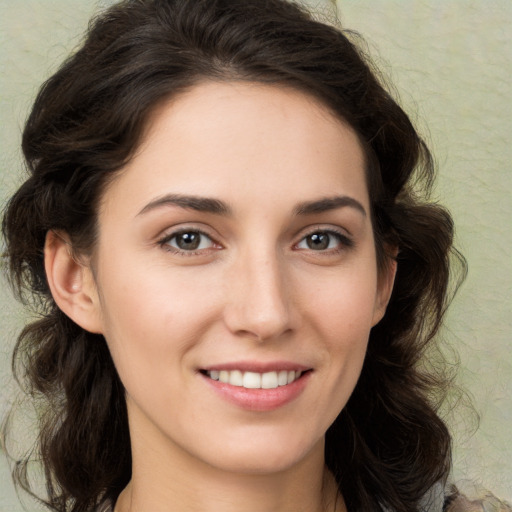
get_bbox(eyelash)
[157,227,354,257]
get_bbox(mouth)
[200,369,307,389]
[199,365,312,411]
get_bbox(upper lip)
[200,361,311,373]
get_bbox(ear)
[44,230,103,334]
[372,247,398,326]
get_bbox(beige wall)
[1,0,510,508]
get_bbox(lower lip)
[201,372,311,412]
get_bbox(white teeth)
[229,370,243,386]
[206,369,304,389]
[243,371,261,389]
[261,371,278,389]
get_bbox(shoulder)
[443,485,512,512]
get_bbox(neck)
[116,464,344,512]
[114,410,346,512]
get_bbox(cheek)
[305,264,379,338]
[95,257,222,380]
[303,265,378,408]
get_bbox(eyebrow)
[137,193,366,218]
[293,196,367,217]
[137,194,232,217]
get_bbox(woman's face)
[87,81,394,474]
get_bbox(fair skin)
[45,81,396,512]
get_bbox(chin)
[192,432,324,475]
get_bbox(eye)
[160,230,216,253]
[296,230,352,251]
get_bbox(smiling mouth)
[201,369,307,389]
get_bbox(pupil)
[177,232,200,250]
[308,233,329,250]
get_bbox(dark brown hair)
[2,0,465,511]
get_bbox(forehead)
[99,81,369,217]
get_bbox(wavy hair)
[1,0,465,510]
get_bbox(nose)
[223,249,297,342]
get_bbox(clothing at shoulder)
[444,486,512,512]
[421,481,512,512]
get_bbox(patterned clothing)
[444,486,512,512]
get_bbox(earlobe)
[44,230,103,334]
[372,250,398,326]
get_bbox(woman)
[1,0,509,511]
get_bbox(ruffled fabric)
[444,485,512,512]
